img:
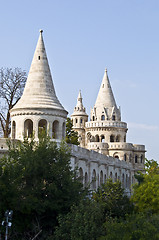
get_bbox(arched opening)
[79,167,83,184]
[62,122,65,138]
[110,172,113,179]
[24,119,33,138]
[38,119,47,137]
[141,155,143,163]
[95,135,99,142]
[112,115,116,121]
[104,174,107,182]
[92,169,96,189]
[122,173,125,187]
[126,174,128,188]
[124,154,127,161]
[92,116,95,121]
[124,136,126,142]
[100,170,103,185]
[12,121,16,139]
[80,118,83,124]
[115,172,117,182]
[75,118,78,124]
[116,135,120,142]
[135,155,138,163]
[101,115,105,120]
[110,135,115,142]
[52,120,59,139]
[101,135,105,143]
[85,172,88,187]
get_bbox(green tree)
[54,198,104,240]
[132,159,159,213]
[99,213,159,240]
[65,117,79,145]
[0,134,83,239]
[93,179,133,219]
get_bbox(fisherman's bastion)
[0,30,145,194]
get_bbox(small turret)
[71,90,88,147]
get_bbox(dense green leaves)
[65,117,79,145]
[0,135,83,239]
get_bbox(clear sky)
[0,0,159,161]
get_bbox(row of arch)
[12,119,65,139]
[79,167,132,190]
[114,153,144,164]
[88,134,126,143]
[92,114,116,121]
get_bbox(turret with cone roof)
[91,68,121,122]
[10,30,67,141]
[71,90,88,147]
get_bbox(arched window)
[135,155,138,163]
[124,136,126,142]
[100,171,103,185]
[75,118,78,124]
[104,174,107,182]
[141,155,143,163]
[122,173,125,187]
[62,122,65,138]
[101,115,105,120]
[110,135,115,142]
[92,116,95,121]
[92,169,96,189]
[110,172,113,179]
[80,118,83,124]
[12,121,16,139]
[85,172,88,187]
[124,154,127,161]
[112,115,116,121]
[95,135,99,142]
[116,135,120,142]
[126,174,128,188]
[101,135,105,143]
[24,119,33,138]
[115,172,117,182]
[52,120,59,139]
[79,167,83,184]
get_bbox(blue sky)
[0,0,159,161]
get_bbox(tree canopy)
[0,134,83,239]
[65,117,79,145]
[0,67,27,138]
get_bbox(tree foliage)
[93,179,133,219]
[99,213,159,240]
[0,67,27,138]
[132,159,159,214]
[0,134,83,239]
[65,117,79,145]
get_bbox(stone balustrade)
[85,121,127,129]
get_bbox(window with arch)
[62,122,65,138]
[95,135,100,142]
[116,135,120,142]
[101,115,105,120]
[100,170,103,185]
[110,135,115,142]
[135,155,138,163]
[124,136,126,142]
[110,172,113,179]
[141,155,143,163]
[104,174,107,182]
[38,119,47,137]
[75,118,78,124]
[52,120,59,139]
[101,135,105,143]
[115,172,117,182]
[79,167,83,184]
[92,169,96,189]
[12,121,16,139]
[24,119,33,138]
[126,174,128,188]
[112,115,116,121]
[85,172,88,187]
[92,116,95,121]
[80,118,83,124]
[122,173,125,187]
[124,154,127,161]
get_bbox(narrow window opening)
[38,56,40,60]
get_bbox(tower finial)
[105,68,107,72]
[39,29,43,34]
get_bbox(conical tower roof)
[71,90,88,117]
[11,30,66,113]
[95,68,117,109]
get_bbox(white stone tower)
[85,68,128,154]
[10,30,68,140]
[71,90,88,147]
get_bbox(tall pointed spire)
[11,30,66,111]
[91,69,121,121]
[72,90,87,114]
[95,68,117,108]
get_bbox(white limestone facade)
[0,30,145,193]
